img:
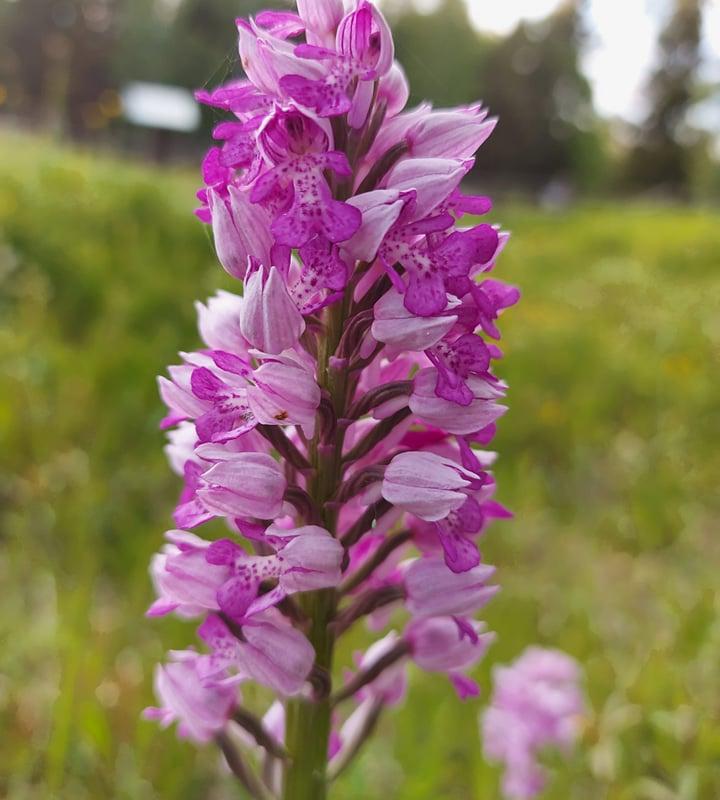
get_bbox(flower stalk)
[143,1,525,798]
[284,294,349,799]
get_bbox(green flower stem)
[282,292,352,800]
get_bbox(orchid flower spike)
[145,3,534,798]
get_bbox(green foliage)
[1,133,719,798]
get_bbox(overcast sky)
[410,0,720,122]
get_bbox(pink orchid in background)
[143,2,584,798]
[481,647,586,799]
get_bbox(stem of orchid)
[282,291,350,800]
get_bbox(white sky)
[410,0,720,122]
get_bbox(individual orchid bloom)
[250,106,361,248]
[212,116,265,173]
[197,612,315,696]
[280,1,393,125]
[442,230,507,302]
[204,525,344,619]
[406,615,494,672]
[148,530,229,618]
[405,615,494,698]
[369,288,459,355]
[409,367,507,436]
[173,460,215,529]
[381,450,478,522]
[379,157,468,222]
[237,16,325,99]
[410,472,512,573]
[404,556,498,618]
[380,216,500,317]
[246,355,321,435]
[143,651,237,743]
[196,452,287,520]
[481,647,585,800]
[158,363,211,430]
[186,348,321,441]
[471,278,522,340]
[426,333,492,406]
[342,189,408,263]
[429,497,486,573]
[290,235,352,313]
[184,361,257,444]
[240,263,306,353]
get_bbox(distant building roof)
[120,82,201,132]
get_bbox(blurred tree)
[111,0,272,145]
[1,0,122,137]
[388,0,603,193]
[113,0,263,90]
[387,0,488,108]
[168,0,272,90]
[473,0,602,192]
[624,0,705,197]
[112,0,172,86]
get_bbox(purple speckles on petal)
[427,334,492,406]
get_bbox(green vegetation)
[1,131,719,798]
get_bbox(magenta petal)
[239,620,315,695]
[404,271,447,317]
[280,73,352,117]
[255,10,305,38]
[173,498,214,529]
[319,184,362,243]
[449,672,480,700]
[217,576,257,619]
[437,529,481,573]
[271,205,311,247]
[205,538,242,566]
[294,43,336,59]
[190,367,224,401]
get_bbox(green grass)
[1,130,719,799]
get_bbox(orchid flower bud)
[240,264,305,353]
[197,452,287,519]
[381,450,474,522]
[404,556,498,617]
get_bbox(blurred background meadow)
[1,0,719,798]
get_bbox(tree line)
[0,0,715,199]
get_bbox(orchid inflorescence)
[143,1,582,798]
